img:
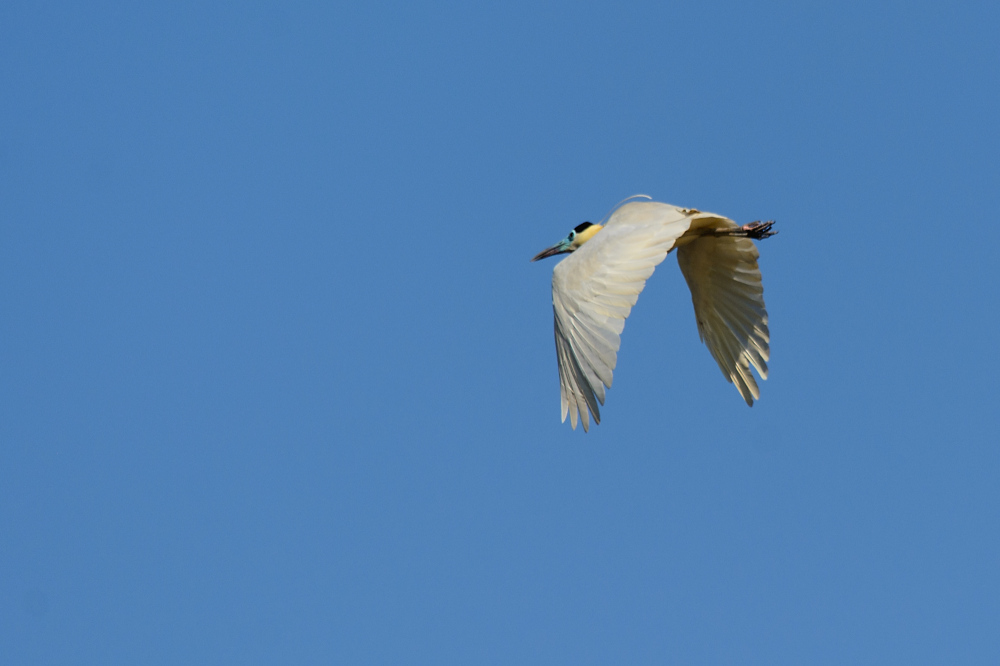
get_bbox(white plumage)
[534,196,774,431]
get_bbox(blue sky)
[2,1,999,663]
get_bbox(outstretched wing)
[551,202,693,431]
[676,215,769,406]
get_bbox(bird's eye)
[568,232,576,240]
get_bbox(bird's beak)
[531,240,572,262]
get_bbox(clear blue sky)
[3,1,999,663]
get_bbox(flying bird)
[532,195,776,431]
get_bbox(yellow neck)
[575,224,603,246]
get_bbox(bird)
[531,195,777,431]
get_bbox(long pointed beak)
[531,243,571,262]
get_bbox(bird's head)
[531,222,604,261]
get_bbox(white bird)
[532,195,776,431]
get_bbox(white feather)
[543,200,772,429]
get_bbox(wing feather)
[554,319,596,430]
[677,224,770,406]
[550,202,693,429]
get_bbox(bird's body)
[532,196,776,431]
